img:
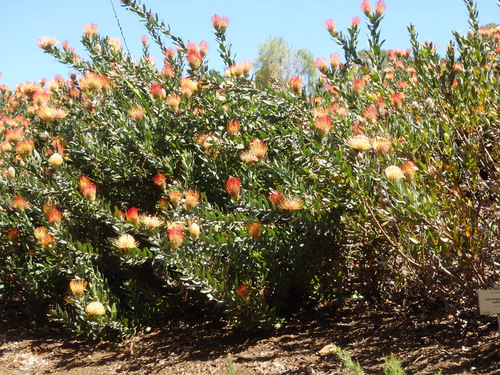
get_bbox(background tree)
[254,37,316,91]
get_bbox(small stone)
[318,344,337,357]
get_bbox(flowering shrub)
[0,0,498,340]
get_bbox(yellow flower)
[85,301,106,316]
[69,279,87,297]
[112,234,139,250]
[346,135,371,151]
[385,165,405,181]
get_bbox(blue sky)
[0,0,499,88]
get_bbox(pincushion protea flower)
[166,93,181,111]
[8,228,20,244]
[37,106,68,122]
[48,153,64,168]
[324,19,336,35]
[153,173,167,191]
[314,116,333,138]
[211,14,229,32]
[37,36,58,49]
[47,209,62,225]
[83,23,98,37]
[375,0,386,17]
[149,83,166,99]
[187,50,203,70]
[315,57,328,74]
[289,75,302,94]
[236,284,250,300]
[227,119,240,135]
[371,137,392,153]
[85,301,106,316]
[34,227,49,241]
[69,279,87,297]
[225,177,241,201]
[128,106,145,121]
[81,183,97,202]
[126,207,140,226]
[401,161,418,179]
[346,135,371,151]
[361,0,373,17]
[169,191,183,208]
[385,165,405,181]
[279,197,304,211]
[268,190,284,207]
[247,222,262,241]
[15,139,35,158]
[140,214,164,229]
[185,189,200,211]
[5,128,25,144]
[13,197,29,211]
[188,222,200,240]
[249,139,268,160]
[113,233,139,250]
[168,224,184,249]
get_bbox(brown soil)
[0,302,498,375]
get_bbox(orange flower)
[289,75,302,94]
[128,106,145,121]
[149,83,166,99]
[185,190,200,211]
[34,227,49,242]
[13,197,29,211]
[268,190,284,207]
[153,173,167,191]
[8,228,20,244]
[352,78,365,95]
[126,207,140,226]
[236,284,250,300]
[362,106,378,124]
[227,119,240,135]
[79,72,110,93]
[5,128,25,144]
[169,191,183,208]
[69,279,87,297]
[225,177,241,201]
[180,78,198,97]
[168,224,184,249]
[330,53,341,70]
[315,58,328,74]
[187,50,203,70]
[15,139,35,158]
[247,222,262,241]
[48,153,64,168]
[47,209,62,225]
[249,139,268,160]
[37,106,68,122]
[314,116,333,137]
[81,183,97,202]
[279,197,304,211]
[113,233,139,250]
[401,161,418,179]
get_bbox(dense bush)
[0,0,498,341]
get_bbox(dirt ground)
[0,301,499,375]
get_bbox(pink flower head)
[141,35,148,45]
[361,0,372,17]
[150,83,166,99]
[315,57,328,74]
[351,16,361,28]
[211,14,229,32]
[83,24,98,37]
[164,48,176,60]
[153,173,167,190]
[199,40,209,57]
[375,0,386,17]
[330,53,341,70]
[324,19,336,35]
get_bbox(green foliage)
[335,345,364,375]
[383,354,406,375]
[0,0,498,342]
